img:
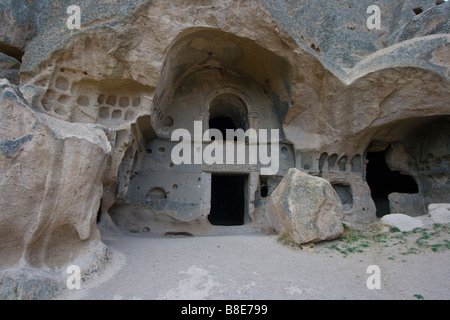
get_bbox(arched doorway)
[208,93,249,226]
[208,93,249,140]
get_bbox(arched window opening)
[209,93,248,141]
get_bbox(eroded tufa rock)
[267,168,345,245]
[0,79,111,298]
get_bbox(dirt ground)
[57,222,450,300]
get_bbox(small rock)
[381,214,424,232]
[428,204,450,224]
[301,243,315,252]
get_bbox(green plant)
[402,247,419,255]
[390,226,401,233]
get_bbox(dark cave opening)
[208,174,246,226]
[209,116,238,140]
[366,151,419,217]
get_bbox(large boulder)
[0,80,111,299]
[266,168,344,245]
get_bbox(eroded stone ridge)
[0,0,449,299]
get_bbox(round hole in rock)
[98,94,106,104]
[99,107,110,119]
[260,185,269,198]
[106,95,117,106]
[119,97,130,108]
[112,110,122,119]
[147,187,167,200]
[55,76,69,91]
[132,97,141,107]
[58,95,70,104]
[158,147,165,153]
[45,89,58,101]
[163,116,174,128]
[412,7,423,15]
[125,110,134,121]
[77,95,90,107]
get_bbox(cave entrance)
[365,151,419,217]
[208,174,247,226]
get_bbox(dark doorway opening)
[209,174,246,226]
[366,151,419,217]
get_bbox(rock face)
[0,80,111,298]
[0,0,35,84]
[267,168,344,244]
[0,0,35,53]
[0,0,449,299]
[428,204,450,224]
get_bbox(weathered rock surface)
[0,0,449,299]
[261,0,449,70]
[386,2,450,46]
[428,204,450,224]
[0,79,111,298]
[0,52,20,85]
[267,168,344,244]
[0,53,20,70]
[388,193,426,217]
[0,0,35,55]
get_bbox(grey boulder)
[267,168,344,245]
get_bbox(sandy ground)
[56,222,450,301]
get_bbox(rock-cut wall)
[0,0,449,299]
